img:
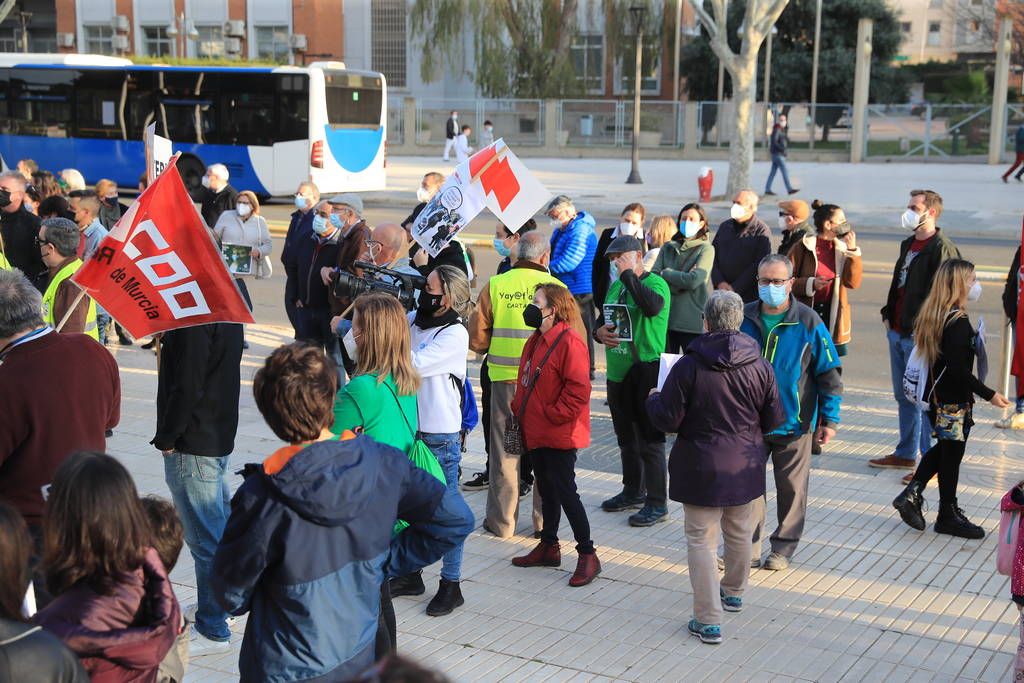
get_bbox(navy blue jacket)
[281,209,315,299]
[290,230,342,310]
[212,436,455,683]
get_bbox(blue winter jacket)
[550,211,598,295]
[740,297,843,437]
[211,436,456,683]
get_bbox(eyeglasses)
[778,212,790,218]
[757,277,791,287]
[33,237,49,247]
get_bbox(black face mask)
[417,289,444,317]
[522,303,547,329]
[0,188,10,208]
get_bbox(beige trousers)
[485,381,542,537]
[684,501,756,625]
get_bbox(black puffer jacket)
[0,618,89,682]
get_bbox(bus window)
[275,74,308,143]
[323,72,382,127]
[217,73,274,146]
[75,69,129,140]
[125,71,157,139]
[8,68,73,137]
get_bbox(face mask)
[901,208,923,231]
[452,114,458,120]
[342,329,359,361]
[0,188,10,208]
[682,219,701,238]
[417,289,444,317]
[549,217,562,230]
[201,175,211,189]
[967,280,982,302]
[778,216,789,231]
[609,262,620,280]
[730,203,747,221]
[758,283,789,308]
[416,187,432,203]
[312,215,330,236]
[330,213,344,230]
[493,238,511,257]
[485,126,493,132]
[619,222,641,238]
[295,194,309,210]
[237,203,252,218]
[522,303,548,329]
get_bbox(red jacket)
[511,321,591,451]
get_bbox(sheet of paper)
[657,352,684,392]
[102,100,115,126]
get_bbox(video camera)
[332,260,426,312]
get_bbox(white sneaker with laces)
[189,631,231,657]
[995,412,1024,429]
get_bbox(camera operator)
[295,200,345,384]
[320,194,372,317]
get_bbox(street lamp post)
[626,5,647,185]
[809,0,822,150]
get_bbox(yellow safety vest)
[42,259,98,341]
[487,266,563,382]
[0,252,10,270]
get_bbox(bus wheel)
[177,155,206,202]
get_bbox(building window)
[142,26,172,57]
[0,27,17,51]
[615,55,660,95]
[571,34,604,94]
[84,25,114,55]
[254,25,289,62]
[195,25,224,58]
[371,0,406,88]
[927,21,941,47]
[900,22,912,34]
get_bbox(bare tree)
[687,0,790,196]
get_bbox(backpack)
[902,345,945,411]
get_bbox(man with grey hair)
[0,268,119,601]
[36,218,97,339]
[712,189,771,304]
[0,170,44,283]
[282,181,321,335]
[322,193,372,319]
[739,254,842,571]
[200,163,237,229]
[647,289,783,644]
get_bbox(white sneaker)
[189,631,231,657]
[184,603,237,627]
[995,412,1024,429]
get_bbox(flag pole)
[54,285,88,333]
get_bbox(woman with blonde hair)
[642,215,677,271]
[893,259,1011,538]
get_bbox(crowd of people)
[2,157,1023,681]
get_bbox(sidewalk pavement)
[356,157,1024,238]
[109,324,1024,683]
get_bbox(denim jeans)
[887,329,933,460]
[765,154,793,193]
[420,432,472,581]
[96,310,110,346]
[163,451,232,641]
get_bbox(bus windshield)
[324,72,382,127]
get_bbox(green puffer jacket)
[652,236,715,334]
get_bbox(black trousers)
[912,423,972,504]
[607,377,667,507]
[531,448,594,554]
[284,278,299,338]
[375,581,396,660]
[574,293,596,374]
[666,330,701,355]
[479,357,533,483]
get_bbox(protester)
[141,496,189,683]
[72,194,107,261]
[777,199,812,257]
[402,172,470,278]
[282,181,320,335]
[647,290,783,645]
[32,170,63,202]
[470,232,570,537]
[213,342,465,681]
[454,125,473,164]
[872,189,960,471]
[0,500,88,682]
[0,231,9,270]
[789,201,863,357]
[38,195,74,222]
[322,193,372,318]
[213,190,272,345]
[36,218,97,339]
[16,158,37,181]
[492,218,537,276]
[741,254,842,571]
[291,200,345,377]
[443,110,458,162]
[999,245,1024,429]
[642,215,675,271]
[480,120,495,147]
[1004,124,1024,183]
[893,260,1010,538]
[59,169,85,193]
[93,179,128,230]
[153,320,243,656]
[593,203,646,309]
[652,203,714,354]
[764,113,798,196]
[711,189,772,303]
[390,266,475,616]
[546,195,599,378]
[402,172,445,230]
[199,163,237,229]
[0,171,44,283]
[595,235,670,527]
[33,453,181,682]
[510,283,599,587]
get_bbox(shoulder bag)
[503,329,569,455]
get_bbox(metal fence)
[387,99,404,146]
[864,103,992,159]
[556,100,683,148]
[414,98,544,148]
[696,101,851,150]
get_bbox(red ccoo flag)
[72,156,254,339]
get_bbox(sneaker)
[461,472,488,491]
[788,188,800,195]
[995,412,1024,429]
[687,618,722,644]
[389,571,426,597]
[762,552,790,571]
[519,481,532,498]
[717,555,761,570]
[601,491,645,512]
[189,631,231,657]
[763,190,776,196]
[868,454,916,470]
[628,505,668,527]
[720,588,743,613]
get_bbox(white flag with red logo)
[72,155,254,338]
[411,139,550,257]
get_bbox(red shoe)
[569,552,601,587]
[512,541,561,568]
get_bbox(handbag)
[503,329,568,455]
[255,253,273,279]
[384,382,446,536]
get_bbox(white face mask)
[901,208,924,231]
[730,203,747,221]
[618,221,642,238]
[967,280,982,302]
[681,219,701,238]
[343,329,359,361]
[416,187,432,203]
[237,203,252,218]
[201,175,211,189]
[778,215,789,231]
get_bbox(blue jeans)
[887,330,933,460]
[765,154,793,193]
[163,452,232,641]
[420,432,472,581]
[96,310,110,345]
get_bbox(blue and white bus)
[0,53,387,198]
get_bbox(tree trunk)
[727,60,757,197]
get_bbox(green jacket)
[332,373,418,453]
[652,237,715,334]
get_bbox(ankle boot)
[512,541,561,568]
[389,570,425,597]
[892,480,926,531]
[934,500,985,539]
[425,579,464,617]
[569,552,601,587]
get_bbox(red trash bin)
[697,167,713,203]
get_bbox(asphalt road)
[247,201,1019,396]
